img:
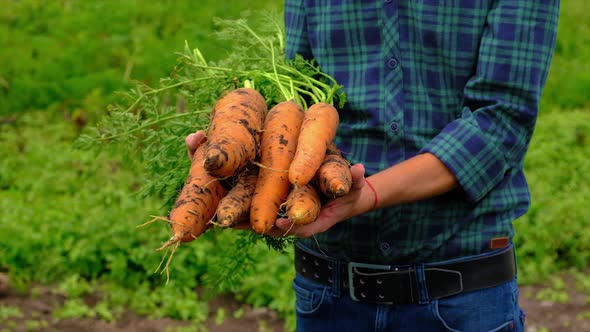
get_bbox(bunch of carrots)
[157,85,352,252]
[131,18,352,279]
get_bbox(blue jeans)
[293,251,526,332]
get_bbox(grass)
[0,0,283,115]
[0,110,295,325]
[515,109,590,284]
[540,0,590,110]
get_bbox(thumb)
[350,163,366,190]
[186,131,206,160]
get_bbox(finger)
[251,221,296,237]
[186,131,206,159]
[275,218,298,236]
[231,221,293,238]
[185,133,198,160]
[276,219,325,238]
[186,130,206,148]
[350,163,366,190]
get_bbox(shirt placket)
[381,0,405,157]
[377,0,404,258]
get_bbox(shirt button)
[387,57,398,69]
[390,122,399,131]
[379,242,391,253]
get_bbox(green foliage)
[573,270,590,295]
[53,298,97,320]
[0,0,282,115]
[23,319,49,332]
[540,0,590,110]
[534,276,570,304]
[515,109,590,284]
[0,305,23,321]
[0,111,293,324]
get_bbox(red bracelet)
[364,178,379,210]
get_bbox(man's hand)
[272,164,369,238]
[185,131,369,237]
[185,130,207,160]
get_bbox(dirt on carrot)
[285,184,322,225]
[215,164,258,228]
[161,144,227,249]
[204,88,267,178]
[315,142,352,199]
[250,100,305,234]
[288,102,339,187]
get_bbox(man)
[188,1,560,330]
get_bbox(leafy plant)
[540,0,590,110]
[0,0,283,115]
[0,305,23,321]
[515,109,590,284]
[535,276,570,304]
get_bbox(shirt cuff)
[420,111,508,203]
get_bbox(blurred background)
[0,1,588,331]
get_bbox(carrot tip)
[156,241,180,285]
[157,235,180,251]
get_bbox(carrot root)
[315,143,352,198]
[215,165,258,228]
[204,88,267,177]
[286,184,321,225]
[250,101,305,234]
[289,102,339,186]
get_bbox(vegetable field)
[1,1,589,332]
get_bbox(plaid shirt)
[285,0,559,263]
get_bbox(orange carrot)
[160,144,227,249]
[250,100,305,234]
[215,164,258,228]
[204,88,267,178]
[286,184,321,225]
[315,142,352,198]
[288,102,339,186]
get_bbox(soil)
[1,272,589,332]
[519,281,590,332]
[0,277,284,332]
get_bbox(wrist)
[364,178,379,210]
[347,178,379,219]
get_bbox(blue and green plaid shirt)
[286,0,559,263]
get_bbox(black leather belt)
[294,245,516,304]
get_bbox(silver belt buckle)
[347,262,394,304]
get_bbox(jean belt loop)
[331,260,342,298]
[415,264,430,304]
[511,243,519,280]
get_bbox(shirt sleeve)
[421,0,559,203]
[284,0,313,59]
